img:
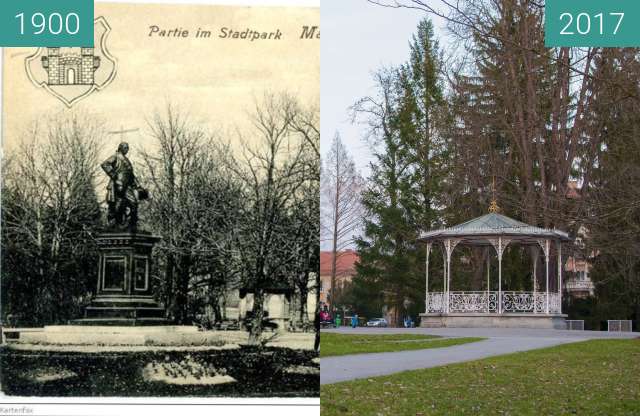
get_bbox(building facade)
[319,249,359,308]
[563,181,596,299]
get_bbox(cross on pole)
[108,125,139,141]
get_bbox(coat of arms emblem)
[24,16,117,107]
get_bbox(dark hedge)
[0,346,319,397]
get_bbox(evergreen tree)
[586,49,640,327]
[350,18,448,325]
[351,68,411,324]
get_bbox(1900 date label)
[1,0,93,47]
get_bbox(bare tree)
[2,113,103,325]
[290,99,320,158]
[321,132,363,312]
[230,92,315,345]
[140,106,210,324]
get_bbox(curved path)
[321,327,637,385]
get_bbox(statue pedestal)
[73,231,166,326]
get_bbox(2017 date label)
[546,0,640,47]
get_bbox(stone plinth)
[13,325,234,346]
[74,231,166,326]
[419,313,568,329]
[238,288,292,331]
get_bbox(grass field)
[320,332,484,358]
[321,339,640,415]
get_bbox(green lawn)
[321,339,640,415]
[320,332,484,358]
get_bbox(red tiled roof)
[567,181,580,199]
[320,250,359,277]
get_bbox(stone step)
[14,325,227,346]
[88,297,160,308]
[45,324,199,333]
[84,306,166,320]
[70,317,170,326]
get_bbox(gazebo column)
[488,237,509,314]
[498,237,503,314]
[486,248,490,313]
[425,243,432,314]
[443,239,460,314]
[545,239,550,314]
[445,239,452,314]
[557,242,562,310]
[531,247,539,314]
[442,249,447,310]
[537,238,551,314]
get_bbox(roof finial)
[489,176,500,213]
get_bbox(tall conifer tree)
[351,18,447,325]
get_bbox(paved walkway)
[321,327,637,385]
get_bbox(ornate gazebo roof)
[419,212,571,245]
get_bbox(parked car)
[320,310,333,328]
[366,318,388,327]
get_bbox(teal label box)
[546,0,640,47]
[0,0,94,47]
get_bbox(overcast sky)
[320,1,448,177]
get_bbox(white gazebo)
[418,205,571,329]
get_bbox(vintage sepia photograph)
[0,1,319,399]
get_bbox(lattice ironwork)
[548,292,561,313]
[426,292,445,313]
[448,291,497,313]
[426,291,561,314]
[534,292,546,313]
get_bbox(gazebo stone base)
[419,313,568,329]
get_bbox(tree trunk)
[299,278,309,324]
[176,254,192,324]
[248,289,265,346]
[165,253,175,321]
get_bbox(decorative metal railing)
[426,292,445,314]
[564,280,595,291]
[427,291,561,314]
[448,291,497,313]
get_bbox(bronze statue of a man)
[101,142,148,230]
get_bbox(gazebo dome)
[419,212,570,245]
